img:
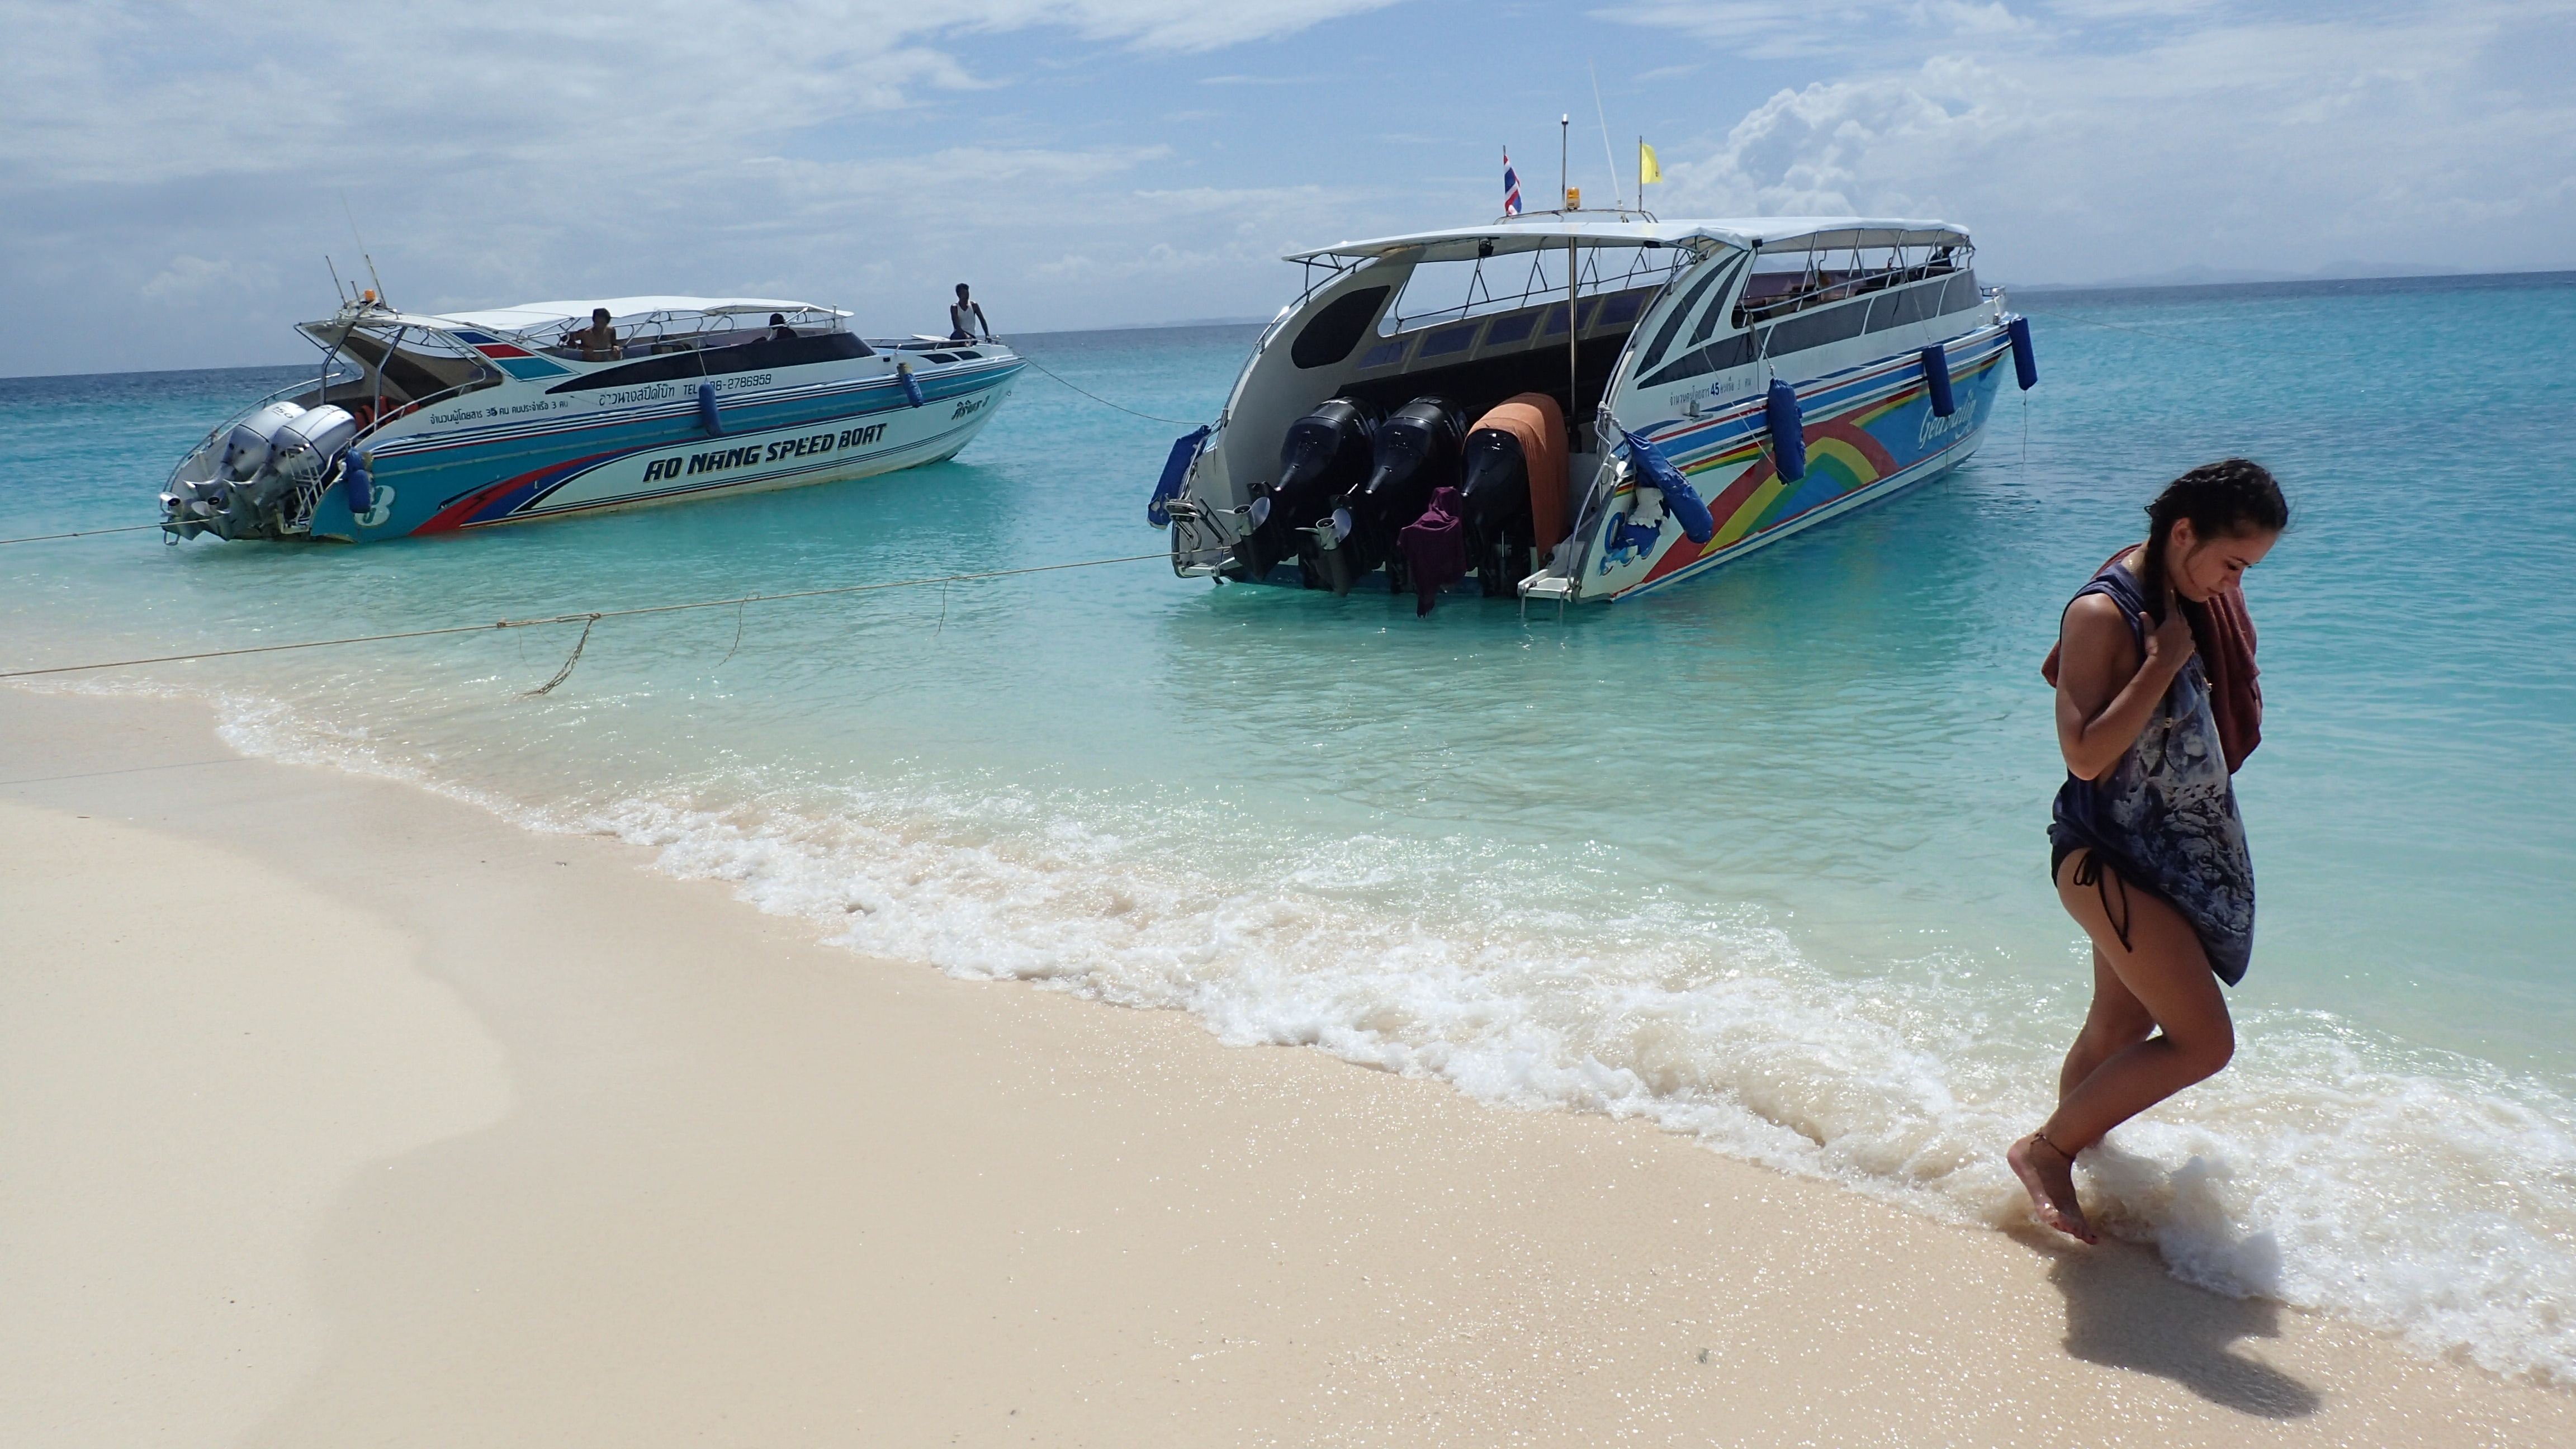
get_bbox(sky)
[4,0,2570,375]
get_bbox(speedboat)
[162,294,1023,543]
[1153,211,2035,603]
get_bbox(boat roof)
[432,296,850,334]
[1283,215,1971,265]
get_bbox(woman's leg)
[2011,851,2235,1242]
[2059,944,2157,1101]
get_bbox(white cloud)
[1622,2,2576,281]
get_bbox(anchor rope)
[0,551,1171,686]
[0,522,168,547]
[1014,353,1202,426]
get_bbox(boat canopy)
[1284,215,1971,266]
[433,296,850,336]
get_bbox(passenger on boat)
[574,308,619,361]
[949,283,991,342]
[768,312,797,342]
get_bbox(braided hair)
[2138,458,2288,618]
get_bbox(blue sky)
[6,0,2570,375]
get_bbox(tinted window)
[1594,291,1646,328]
[548,331,873,394]
[1640,332,1759,389]
[1634,257,1737,377]
[1762,299,1869,355]
[1941,269,1983,314]
[1484,310,1539,346]
[1291,286,1391,369]
[1419,321,1480,358]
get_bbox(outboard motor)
[1333,396,1465,594]
[1458,427,1532,595]
[1237,397,1377,586]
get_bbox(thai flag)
[1503,151,1521,216]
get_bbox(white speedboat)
[1154,212,2035,603]
[163,295,1021,543]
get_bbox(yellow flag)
[1639,141,1663,186]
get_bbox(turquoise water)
[7,274,2574,1381]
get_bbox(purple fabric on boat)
[1398,486,1469,617]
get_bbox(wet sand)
[4,685,2565,1446]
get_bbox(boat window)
[546,330,874,394]
[923,353,959,364]
[1483,311,1539,347]
[1762,297,1871,355]
[1354,338,1408,370]
[1418,321,1481,359]
[1290,286,1392,369]
[1632,256,1741,378]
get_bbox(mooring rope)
[1015,353,1202,427]
[0,551,1171,689]
[0,522,169,547]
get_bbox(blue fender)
[899,364,925,409]
[2008,315,2038,391]
[1920,344,1955,418]
[695,381,724,435]
[1147,426,1210,527]
[1621,429,1713,545]
[1764,379,1807,484]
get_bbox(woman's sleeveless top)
[2049,559,2257,984]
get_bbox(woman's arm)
[2054,592,2196,782]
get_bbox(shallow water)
[7,274,2574,1382]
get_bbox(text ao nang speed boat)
[163,294,1022,543]
[1154,213,2036,605]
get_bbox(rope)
[0,551,1171,684]
[0,522,168,547]
[1016,353,1201,426]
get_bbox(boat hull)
[1584,324,2010,600]
[311,361,1020,541]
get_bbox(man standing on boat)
[574,307,619,361]
[949,284,991,343]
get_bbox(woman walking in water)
[2011,460,2290,1242]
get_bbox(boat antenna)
[324,254,347,305]
[1559,113,1569,212]
[340,190,389,310]
[1589,61,1623,211]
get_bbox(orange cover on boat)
[1473,393,1569,552]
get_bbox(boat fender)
[898,362,926,409]
[1621,429,1713,544]
[695,381,724,436]
[1764,379,1807,484]
[342,452,372,517]
[1146,425,1210,527]
[1920,344,1955,418]
[2008,315,2038,391]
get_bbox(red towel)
[2042,552,2262,773]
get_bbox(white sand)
[3,685,2568,1446]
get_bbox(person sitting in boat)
[768,312,797,343]
[574,308,619,361]
[949,283,990,343]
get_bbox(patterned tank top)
[2048,558,2257,984]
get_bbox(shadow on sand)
[2024,1232,2323,1418]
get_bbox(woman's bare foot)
[2009,1132,2097,1243]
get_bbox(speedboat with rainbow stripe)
[1154,212,2034,604]
[162,294,1021,543]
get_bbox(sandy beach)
[3,684,2566,1447]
